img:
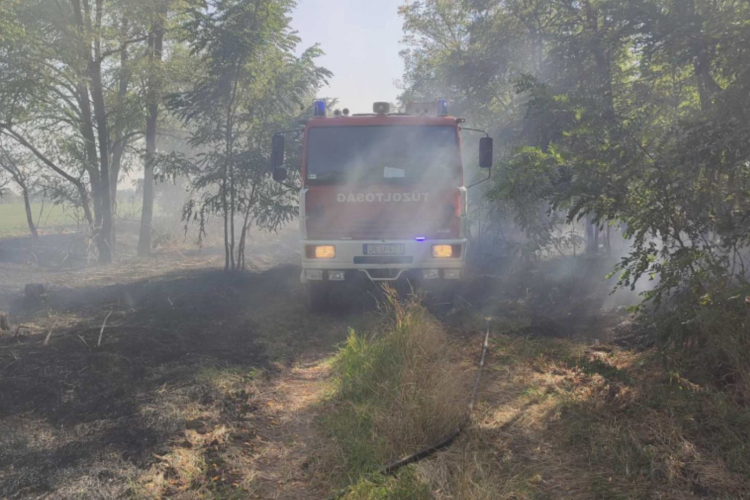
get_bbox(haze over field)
[1,1,750,499]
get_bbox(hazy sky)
[290,0,406,114]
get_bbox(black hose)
[327,313,492,499]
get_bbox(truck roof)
[305,115,461,128]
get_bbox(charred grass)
[0,257,354,499]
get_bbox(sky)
[290,0,406,114]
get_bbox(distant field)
[0,202,140,237]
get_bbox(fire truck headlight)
[432,245,453,258]
[312,245,335,259]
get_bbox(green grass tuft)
[321,289,470,490]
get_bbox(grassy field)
[0,202,141,237]
[0,202,77,237]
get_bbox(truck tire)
[307,282,330,312]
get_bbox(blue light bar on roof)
[415,237,426,242]
[313,99,326,117]
[437,99,448,116]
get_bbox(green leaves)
[164,0,329,270]
[402,0,750,304]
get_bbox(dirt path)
[242,360,333,499]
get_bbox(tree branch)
[0,127,79,184]
[96,34,149,62]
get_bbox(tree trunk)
[21,186,38,239]
[605,224,611,255]
[693,47,720,112]
[137,146,155,256]
[87,0,113,263]
[225,88,237,271]
[110,18,132,216]
[223,178,230,271]
[237,201,253,270]
[4,163,38,238]
[585,215,598,256]
[137,120,156,256]
[75,81,103,228]
[138,22,163,257]
[685,0,720,112]
[90,64,113,263]
[70,1,101,227]
[71,0,111,260]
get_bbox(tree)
[164,0,330,271]
[401,0,750,301]
[400,0,750,386]
[0,0,150,263]
[137,1,169,256]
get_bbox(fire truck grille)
[353,256,414,265]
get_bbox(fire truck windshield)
[306,126,459,185]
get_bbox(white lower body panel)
[300,239,467,282]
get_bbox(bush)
[323,289,470,482]
[646,286,750,400]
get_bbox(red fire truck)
[271,100,492,308]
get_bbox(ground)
[1,226,748,499]
[0,227,357,499]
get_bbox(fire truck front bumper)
[299,239,467,283]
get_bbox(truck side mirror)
[272,167,288,182]
[479,137,493,169]
[271,134,284,168]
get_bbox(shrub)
[323,289,470,481]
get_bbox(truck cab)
[272,100,492,307]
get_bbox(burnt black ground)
[0,237,363,498]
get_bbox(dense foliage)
[0,0,327,267]
[163,0,329,271]
[401,0,750,390]
[0,0,191,261]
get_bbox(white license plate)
[364,244,405,255]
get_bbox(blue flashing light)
[415,237,426,242]
[437,99,448,116]
[313,99,326,117]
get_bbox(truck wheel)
[307,282,329,312]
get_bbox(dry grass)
[405,331,750,499]
[656,300,750,401]
[319,289,472,496]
